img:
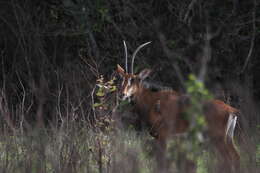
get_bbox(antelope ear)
[138,69,152,80]
[116,64,125,76]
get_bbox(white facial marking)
[122,77,135,101]
[127,78,131,85]
[126,87,134,96]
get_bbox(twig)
[198,24,212,82]
[16,72,26,133]
[183,0,198,23]
[91,85,97,122]
[57,83,64,124]
[79,53,99,77]
[0,92,16,133]
[157,31,186,89]
[240,1,256,74]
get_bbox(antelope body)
[116,41,240,172]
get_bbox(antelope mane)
[141,81,173,92]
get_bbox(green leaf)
[187,86,195,93]
[197,116,206,126]
[188,74,196,81]
[96,88,105,97]
[93,103,102,107]
[109,86,117,92]
[107,80,114,85]
[196,81,203,89]
[119,100,130,107]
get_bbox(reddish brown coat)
[117,65,240,172]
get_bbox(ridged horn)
[131,41,152,74]
[123,40,128,73]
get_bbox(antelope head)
[117,41,152,101]
[117,64,151,101]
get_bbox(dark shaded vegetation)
[0,0,259,172]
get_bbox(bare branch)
[157,32,186,89]
[198,24,212,82]
[91,85,97,122]
[240,1,256,74]
[183,0,198,23]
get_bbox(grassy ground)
[0,120,259,173]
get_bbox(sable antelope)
[116,41,240,173]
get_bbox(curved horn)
[123,40,128,73]
[131,41,152,74]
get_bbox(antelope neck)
[133,84,158,113]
